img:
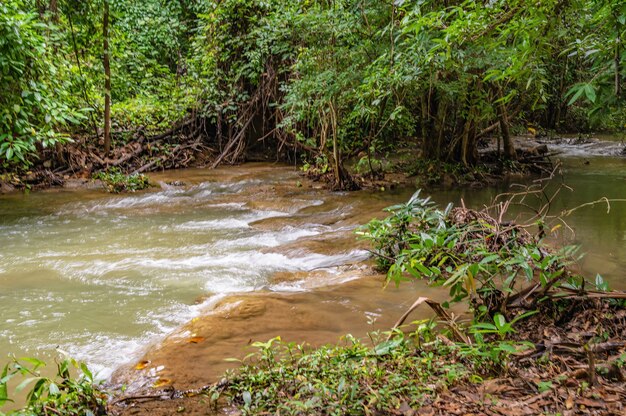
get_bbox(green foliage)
[562,0,626,129]
[0,0,85,167]
[93,167,150,193]
[0,356,106,416]
[213,333,478,415]
[357,190,452,270]
[2,0,624,175]
[359,190,581,316]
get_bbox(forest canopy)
[1,0,624,187]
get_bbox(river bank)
[0,133,563,195]
[104,158,626,415]
[2,136,626,414]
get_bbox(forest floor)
[107,274,626,416]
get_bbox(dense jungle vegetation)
[1,0,625,189]
[2,1,626,414]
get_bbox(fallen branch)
[131,141,200,174]
[389,296,471,344]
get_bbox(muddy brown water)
[0,164,429,390]
[1,141,625,401]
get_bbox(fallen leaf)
[153,378,172,388]
[134,360,150,370]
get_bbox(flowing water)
[0,138,625,391]
[0,165,420,382]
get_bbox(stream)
[0,137,625,388]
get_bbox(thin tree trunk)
[36,0,45,18]
[330,101,341,188]
[492,84,516,160]
[49,0,59,23]
[68,12,98,137]
[421,88,439,159]
[497,100,516,160]
[103,0,111,155]
[615,33,621,97]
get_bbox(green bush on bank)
[93,168,150,193]
[212,333,508,415]
[0,357,106,416]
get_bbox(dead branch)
[389,296,471,344]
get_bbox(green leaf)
[480,254,499,264]
[373,337,403,356]
[494,314,507,331]
[48,382,60,395]
[583,84,596,103]
[0,364,10,406]
[242,391,252,406]
[17,357,45,370]
[497,343,518,353]
[80,362,93,381]
[15,377,38,393]
[566,84,586,105]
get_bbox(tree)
[0,0,83,167]
[103,0,111,155]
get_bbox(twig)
[109,394,172,406]
[388,296,471,344]
[585,343,597,386]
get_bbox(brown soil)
[416,297,626,416]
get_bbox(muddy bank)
[0,132,560,195]
[109,273,448,396]
[108,271,459,416]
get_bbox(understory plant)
[0,357,107,416]
[357,189,588,322]
[212,332,482,416]
[93,167,150,193]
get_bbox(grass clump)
[93,167,150,193]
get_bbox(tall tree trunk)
[36,0,45,18]
[498,105,515,160]
[420,89,440,159]
[49,0,59,23]
[615,32,621,97]
[497,98,516,160]
[460,80,481,167]
[330,101,341,187]
[103,0,111,155]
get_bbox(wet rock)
[529,144,548,155]
[218,299,267,320]
[0,181,15,194]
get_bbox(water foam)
[0,175,369,381]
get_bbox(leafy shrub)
[213,334,475,416]
[358,190,583,321]
[93,167,150,193]
[0,1,86,167]
[0,357,106,416]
